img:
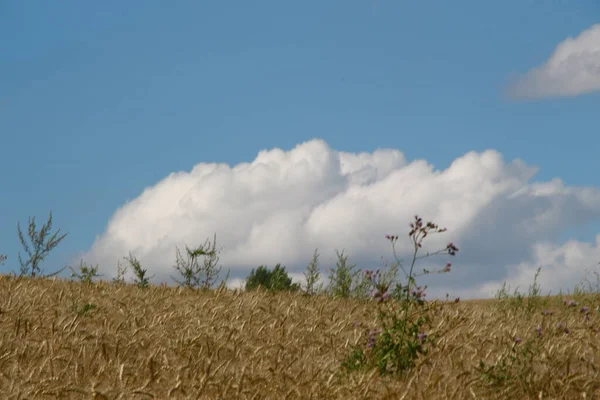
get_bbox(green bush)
[245,263,300,292]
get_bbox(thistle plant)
[342,215,459,377]
[69,260,102,285]
[123,252,154,289]
[475,335,539,387]
[475,284,600,391]
[70,298,98,317]
[572,266,600,303]
[477,318,564,388]
[494,267,549,317]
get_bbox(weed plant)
[341,215,458,377]
[303,248,323,295]
[69,260,102,285]
[10,212,68,279]
[171,233,227,291]
[494,267,550,317]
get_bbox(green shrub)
[245,263,300,292]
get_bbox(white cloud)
[76,139,600,300]
[475,236,600,299]
[509,24,600,99]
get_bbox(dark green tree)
[245,263,300,292]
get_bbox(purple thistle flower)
[557,322,569,334]
[366,328,382,348]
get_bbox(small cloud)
[508,24,600,99]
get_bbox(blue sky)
[1,1,599,299]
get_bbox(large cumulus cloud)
[76,139,600,299]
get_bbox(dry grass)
[1,274,600,399]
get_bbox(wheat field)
[1,274,599,400]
